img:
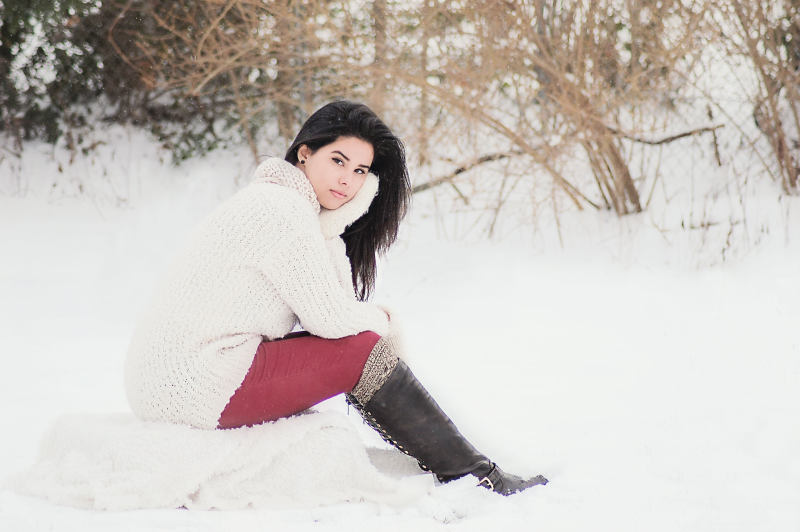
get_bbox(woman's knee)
[349,335,400,403]
[348,330,382,352]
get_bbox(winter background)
[0,113,798,531]
[2,7,800,522]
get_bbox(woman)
[125,101,547,496]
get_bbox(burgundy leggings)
[217,331,381,429]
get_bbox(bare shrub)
[109,0,388,157]
[712,0,800,194]
[380,0,715,216]
[61,0,791,246]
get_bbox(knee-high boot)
[346,360,548,495]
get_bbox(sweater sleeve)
[325,236,355,293]
[259,194,389,339]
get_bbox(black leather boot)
[346,360,548,495]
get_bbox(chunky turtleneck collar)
[252,157,379,238]
[252,157,320,213]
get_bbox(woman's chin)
[320,198,348,210]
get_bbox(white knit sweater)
[124,158,390,429]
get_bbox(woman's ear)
[297,144,311,162]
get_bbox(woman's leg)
[346,352,549,496]
[217,331,380,429]
[219,330,547,495]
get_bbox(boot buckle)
[477,476,494,491]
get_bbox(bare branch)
[608,125,725,146]
[412,152,522,194]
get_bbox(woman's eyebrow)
[333,150,370,169]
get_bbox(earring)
[300,159,305,165]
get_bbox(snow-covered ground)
[1,129,798,531]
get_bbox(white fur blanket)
[10,411,432,510]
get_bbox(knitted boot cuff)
[350,336,399,404]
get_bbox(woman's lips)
[330,189,347,199]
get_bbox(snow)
[1,127,799,531]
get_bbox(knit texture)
[125,158,389,429]
[350,336,400,404]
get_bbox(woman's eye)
[355,168,365,175]
[332,157,344,166]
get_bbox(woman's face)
[296,136,374,210]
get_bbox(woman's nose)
[339,174,350,186]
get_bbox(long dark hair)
[285,101,411,300]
